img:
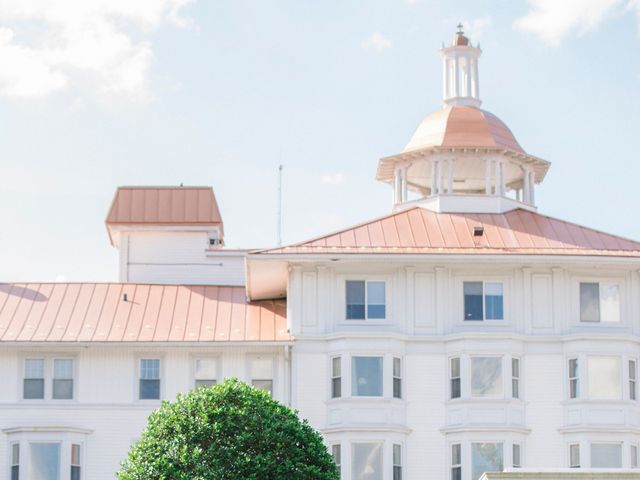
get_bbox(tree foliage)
[117,378,339,480]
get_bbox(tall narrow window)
[71,444,81,480]
[569,358,579,399]
[569,444,580,468]
[11,443,19,480]
[632,445,638,469]
[471,357,503,398]
[53,359,73,400]
[24,359,45,399]
[251,357,274,396]
[332,444,341,477]
[630,360,637,401]
[139,359,160,400]
[451,444,462,480]
[393,444,402,480]
[393,357,402,399]
[579,282,620,323]
[450,357,461,399]
[512,358,520,399]
[464,282,503,321]
[331,356,342,399]
[194,359,217,387]
[346,281,386,320]
[30,443,61,480]
[512,444,521,468]
[351,356,383,397]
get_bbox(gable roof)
[255,207,640,257]
[0,284,289,343]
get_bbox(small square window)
[346,280,386,320]
[464,282,503,321]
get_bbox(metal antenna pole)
[277,165,283,247]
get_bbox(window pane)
[591,444,622,468]
[588,357,621,400]
[600,283,620,323]
[25,359,44,379]
[332,378,341,398]
[451,467,461,480]
[332,444,341,465]
[24,379,45,399]
[471,357,503,397]
[393,444,401,465]
[52,379,73,399]
[53,359,73,379]
[252,379,273,396]
[352,443,383,480]
[393,357,401,377]
[367,282,386,319]
[512,358,519,377]
[195,379,216,388]
[631,445,638,468]
[464,282,483,320]
[451,378,461,399]
[452,444,461,465]
[513,444,521,467]
[580,282,600,322]
[251,358,273,379]
[485,282,504,320]
[352,357,383,396]
[30,443,60,480]
[569,359,578,378]
[71,466,80,480]
[570,444,580,467]
[195,359,217,380]
[139,379,160,399]
[71,444,81,466]
[332,357,341,377]
[346,281,366,319]
[140,359,160,379]
[472,443,503,480]
[451,357,460,378]
[12,444,20,464]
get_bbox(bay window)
[346,280,386,320]
[591,443,622,468]
[579,282,620,323]
[471,357,503,398]
[352,356,383,397]
[352,443,382,480]
[464,281,503,321]
[471,442,503,480]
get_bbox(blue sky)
[0,0,639,281]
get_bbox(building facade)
[2,28,640,480]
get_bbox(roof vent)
[473,226,484,237]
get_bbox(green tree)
[118,378,339,480]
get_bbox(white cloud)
[362,32,392,52]
[0,0,194,99]
[321,173,346,186]
[461,16,492,43]
[514,0,631,46]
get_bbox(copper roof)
[106,186,222,226]
[256,207,640,257]
[403,106,524,154]
[0,284,289,343]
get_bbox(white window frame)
[569,443,580,468]
[192,355,220,389]
[629,359,637,401]
[136,356,163,402]
[344,278,389,321]
[392,357,402,400]
[573,278,623,326]
[331,356,342,399]
[511,357,520,399]
[457,277,509,324]
[568,357,579,400]
[20,355,77,403]
[248,354,275,397]
[450,357,461,400]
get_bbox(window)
[632,445,638,469]
[630,360,637,401]
[194,358,217,388]
[450,358,461,399]
[451,444,462,480]
[569,444,580,468]
[71,444,81,480]
[569,358,579,399]
[579,282,620,323]
[464,282,503,321]
[512,443,521,468]
[352,443,382,480]
[346,280,386,320]
[588,356,621,400]
[53,359,73,400]
[393,357,402,399]
[471,357,503,398]
[24,359,45,399]
[393,444,402,480]
[512,358,520,399]
[471,442,503,480]
[351,356,383,397]
[139,359,160,400]
[591,443,622,468]
[251,357,273,396]
[332,444,341,477]
[11,444,19,480]
[30,443,61,480]
[331,357,341,399]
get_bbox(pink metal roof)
[403,106,524,153]
[256,208,640,257]
[106,186,222,226]
[0,284,290,343]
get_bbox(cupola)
[376,26,550,215]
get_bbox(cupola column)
[485,158,493,194]
[447,158,454,193]
[528,171,536,205]
[523,168,531,204]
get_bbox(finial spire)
[456,22,464,35]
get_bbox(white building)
[2,27,640,480]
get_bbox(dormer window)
[346,281,386,320]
